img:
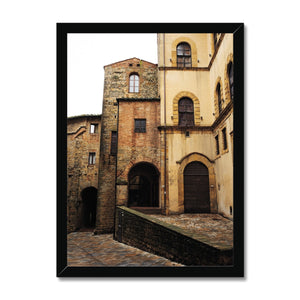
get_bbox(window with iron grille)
[129,73,139,93]
[222,128,227,150]
[179,98,194,126]
[215,135,220,155]
[176,43,192,67]
[228,62,234,101]
[134,119,146,133]
[88,152,96,165]
[217,83,222,114]
[110,131,117,155]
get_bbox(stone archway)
[128,162,159,208]
[81,187,97,229]
[177,153,217,213]
[184,161,210,213]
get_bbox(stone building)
[67,33,234,234]
[157,33,233,217]
[67,115,101,233]
[95,57,159,234]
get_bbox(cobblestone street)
[67,213,233,267]
[68,232,182,267]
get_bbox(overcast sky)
[67,33,158,117]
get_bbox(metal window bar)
[134,119,146,133]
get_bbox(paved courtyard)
[67,213,233,267]
[68,232,182,266]
[148,213,233,249]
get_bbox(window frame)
[129,73,139,93]
[88,152,96,165]
[228,62,234,101]
[215,135,220,156]
[213,33,218,51]
[176,42,192,68]
[90,123,98,134]
[178,97,194,126]
[134,119,146,133]
[222,127,228,151]
[110,131,117,155]
[217,83,222,114]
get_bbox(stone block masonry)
[67,115,101,233]
[115,206,233,266]
[95,58,159,234]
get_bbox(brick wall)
[116,99,161,206]
[95,58,159,234]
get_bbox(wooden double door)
[184,161,210,213]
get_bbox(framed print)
[57,23,244,277]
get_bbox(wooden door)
[184,161,210,213]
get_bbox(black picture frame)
[57,23,244,277]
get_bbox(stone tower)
[95,57,159,234]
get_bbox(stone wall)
[115,206,233,266]
[67,115,101,233]
[95,58,159,234]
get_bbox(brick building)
[67,33,234,235]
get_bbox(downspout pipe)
[163,33,168,215]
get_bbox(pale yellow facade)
[158,33,234,219]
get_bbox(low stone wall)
[114,206,233,266]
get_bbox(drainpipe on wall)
[163,33,168,215]
[113,101,120,240]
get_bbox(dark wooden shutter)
[177,43,192,67]
[179,98,194,126]
[184,162,210,213]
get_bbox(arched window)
[227,62,234,101]
[177,43,192,67]
[129,73,139,93]
[179,97,194,126]
[213,33,218,51]
[216,83,222,113]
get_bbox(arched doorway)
[81,187,97,228]
[184,161,210,213]
[128,163,159,207]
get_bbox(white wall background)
[1,0,300,299]
[68,33,158,116]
